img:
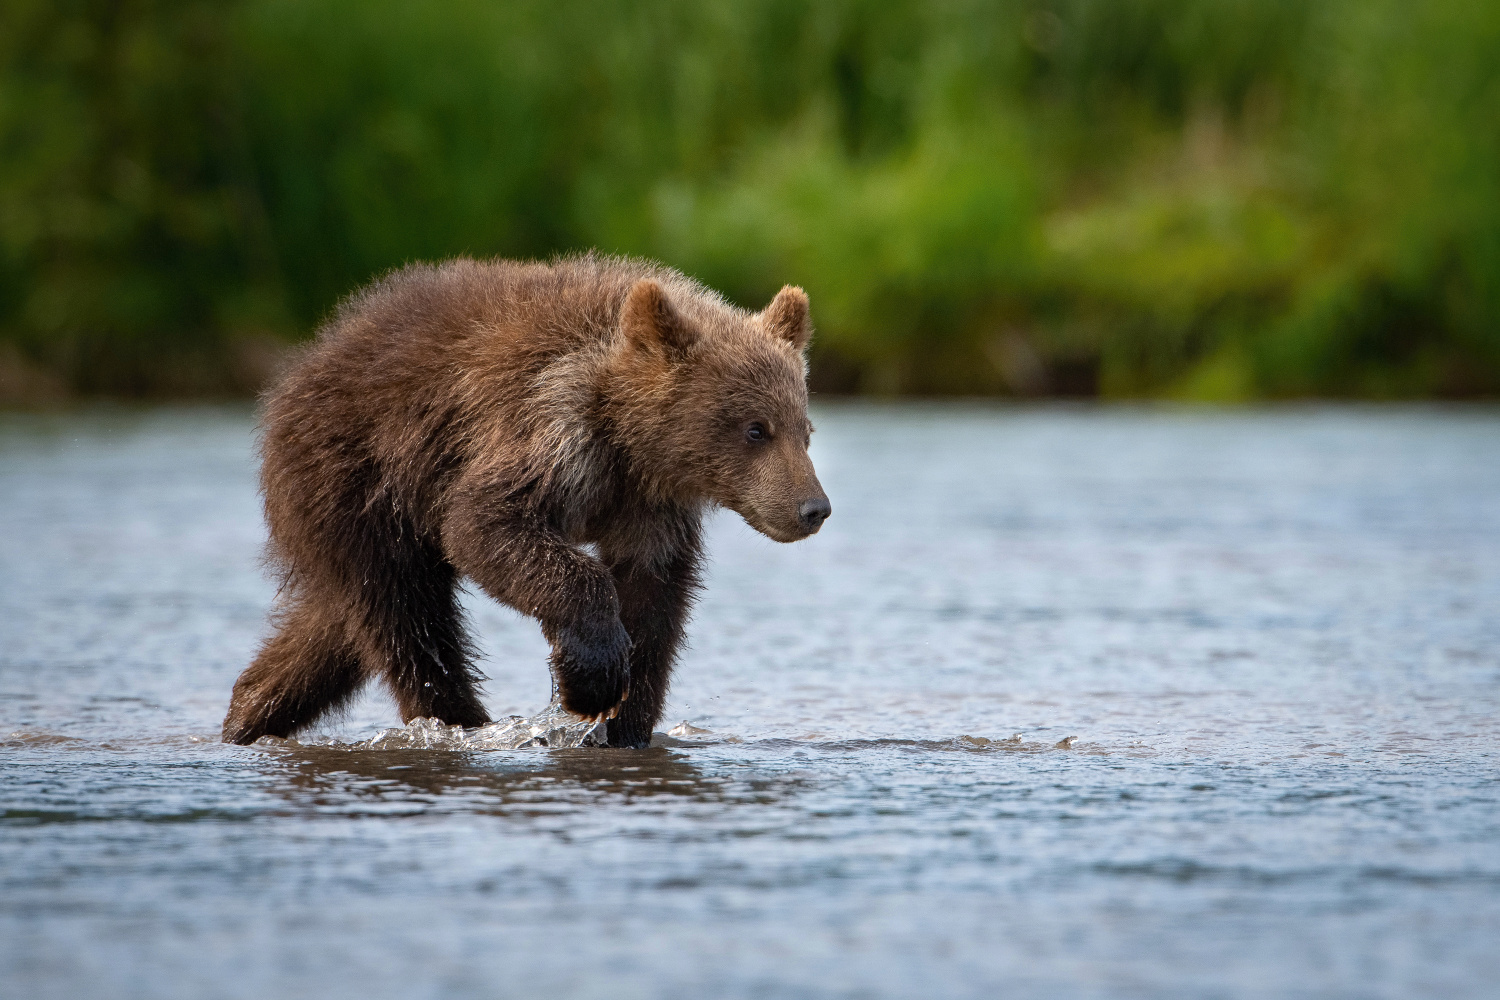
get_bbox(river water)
[2,403,1497,999]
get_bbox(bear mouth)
[741,509,816,544]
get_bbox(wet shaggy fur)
[223,254,829,748]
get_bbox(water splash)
[666,721,714,738]
[255,701,608,751]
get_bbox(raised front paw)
[551,615,632,721]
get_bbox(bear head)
[612,278,831,542]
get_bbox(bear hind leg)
[222,596,366,745]
[351,548,491,729]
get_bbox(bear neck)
[596,356,712,507]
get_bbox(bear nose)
[798,496,832,532]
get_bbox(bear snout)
[797,496,832,533]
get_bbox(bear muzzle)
[748,489,831,543]
[797,495,832,533]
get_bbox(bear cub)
[222,254,830,748]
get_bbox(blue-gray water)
[2,404,1498,999]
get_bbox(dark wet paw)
[221,717,259,745]
[552,616,632,720]
[604,716,653,749]
[221,683,286,745]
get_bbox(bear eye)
[745,422,769,443]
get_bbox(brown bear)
[222,254,830,749]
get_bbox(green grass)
[2,0,1497,398]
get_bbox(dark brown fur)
[223,254,829,748]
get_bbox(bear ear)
[760,285,811,351]
[621,280,695,358]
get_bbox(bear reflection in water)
[263,746,745,812]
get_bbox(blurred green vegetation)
[2,0,1498,399]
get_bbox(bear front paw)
[551,616,632,720]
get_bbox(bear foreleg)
[443,500,632,721]
[602,543,703,748]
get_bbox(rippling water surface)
[2,404,1498,999]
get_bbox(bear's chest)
[560,485,699,568]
